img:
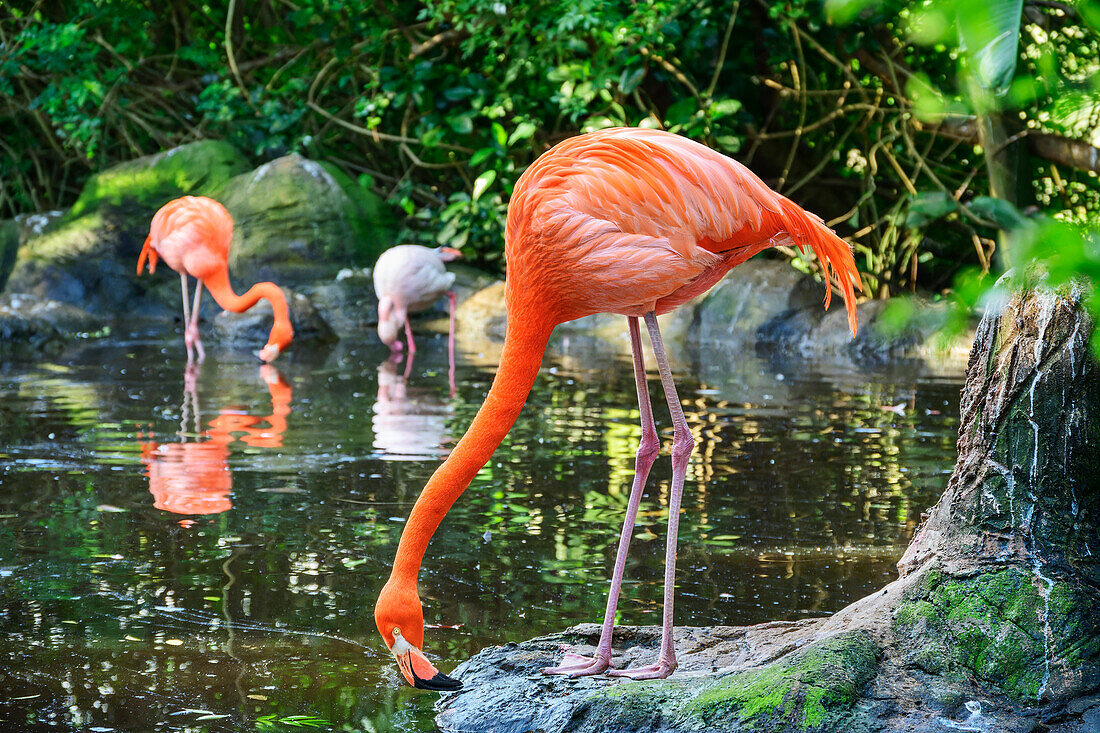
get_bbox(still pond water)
[0,327,962,731]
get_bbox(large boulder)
[689,259,823,348]
[66,140,249,219]
[215,155,398,285]
[5,141,250,315]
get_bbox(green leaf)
[470,147,496,166]
[472,170,496,201]
[491,122,507,147]
[507,121,537,146]
[708,99,742,119]
[906,191,956,228]
[618,67,646,94]
[956,0,1023,94]
[967,196,1028,230]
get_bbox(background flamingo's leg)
[180,274,194,363]
[187,281,205,364]
[447,291,456,398]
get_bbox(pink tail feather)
[778,198,862,336]
[136,235,158,275]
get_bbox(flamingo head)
[377,297,403,350]
[375,581,461,690]
[436,246,463,263]
[258,320,294,363]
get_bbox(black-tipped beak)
[412,670,463,691]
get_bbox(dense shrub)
[2,0,1098,295]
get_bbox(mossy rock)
[0,293,106,356]
[577,631,878,733]
[67,140,250,220]
[214,155,398,285]
[5,141,249,315]
[893,564,1100,702]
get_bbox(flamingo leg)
[447,291,456,398]
[607,311,692,681]
[180,274,194,363]
[543,316,660,677]
[403,318,417,356]
[186,280,206,364]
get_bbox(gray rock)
[689,259,823,348]
[302,268,380,339]
[437,284,1099,733]
[216,155,398,285]
[0,293,104,355]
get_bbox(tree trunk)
[436,285,1100,733]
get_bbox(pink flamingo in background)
[138,196,294,363]
[373,245,461,391]
[373,127,861,690]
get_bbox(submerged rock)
[213,288,335,352]
[436,283,1100,733]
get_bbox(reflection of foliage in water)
[0,338,960,731]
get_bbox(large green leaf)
[956,0,1023,94]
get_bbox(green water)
[0,330,961,731]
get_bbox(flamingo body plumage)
[138,196,294,363]
[374,128,861,689]
[373,244,461,354]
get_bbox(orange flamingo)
[373,127,861,689]
[137,196,294,363]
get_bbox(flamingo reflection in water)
[140,364,293,516]
[372,356,453,461]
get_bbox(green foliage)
[1,0,1098,293]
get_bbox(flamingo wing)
[507,128,860,331]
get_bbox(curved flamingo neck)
[389,314,554,584]
[200,268,292,339]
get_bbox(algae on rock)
[215,155,398,285]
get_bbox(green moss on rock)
[581,631,878,732]
[215,155,398,284]
[894,564,1100,702]
[67,140,250,219]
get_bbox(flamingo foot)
[184,323,205,364]
[606,657,677,680]
[541,652,611,677]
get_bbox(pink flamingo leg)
[447,291,456,398]
[543,316,660,677]
[180,274,194,363]
[403,318,417,356]
[607,311,692,680]
[185,280,206,364]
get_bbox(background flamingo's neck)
[390,316,553,584]
[201,268,292,342]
